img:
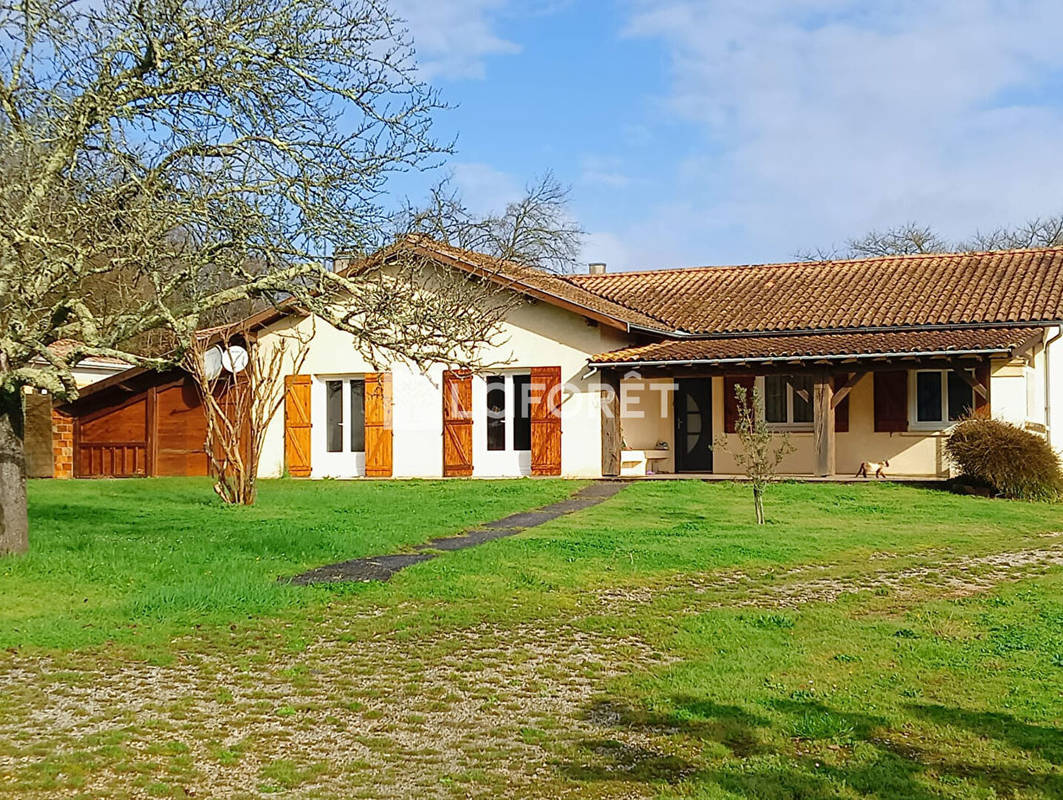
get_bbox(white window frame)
[312,375,366,478]
[473,372,532,477]
[756,375,814,431]
[908,369,975,431]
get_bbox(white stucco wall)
[255,297,629,479]
[1043,326,1063,455]
[617,374,677,473]
[989,357,1029,428]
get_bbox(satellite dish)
[221,345,249,374]
[203,346,224,380]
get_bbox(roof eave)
[405,243,644,333]
[591,347,1018,370]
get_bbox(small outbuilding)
[53,368,209,478]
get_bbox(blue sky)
[394,0,1063,270]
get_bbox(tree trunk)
[753,485,765,526]
[0,389,28,555]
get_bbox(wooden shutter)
[442,369,473,477]
[364,372,393,477]
[975,363,991,416]
[833,375,850,433]
[723,376,756,433]
[284,375,312,477]
[530,366,562,476]
[874,370,908,433]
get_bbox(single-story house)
[52,240,1063,480]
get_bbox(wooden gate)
[284,374,312,477]
[442,370,473,477]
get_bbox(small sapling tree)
[715,384,795,524]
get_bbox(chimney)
[588,262,607,275]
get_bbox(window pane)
[350,380,365,452]
[512,374,531,451]
[791,376,813,423]
[486,376,506,451]
[764,376,787,423]
[916,372,943,422]
[326,380,343,452]
[947,371,975,421]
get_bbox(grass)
[0,477,577,651]
[1,478,1063,799]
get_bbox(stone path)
[288,481,627,585]
[596,541,1063,611]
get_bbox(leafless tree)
[959,215,1063,251]
[798,215,1063,262]
[714,385,795,525]
[402,172,583,273]
[796,222,948,262]
[184,324,311,506]
[0,0,580,554]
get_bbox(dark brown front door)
[675,378,713,472]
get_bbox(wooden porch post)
[813,370,835,477]
[600,369,621,477]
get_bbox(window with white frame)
[758,375,814,428]
[910,369,975,428]
[484,373,532,452]
[324,377,365,453]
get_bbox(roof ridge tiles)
[570,245,1063,279]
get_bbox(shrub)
[945,418,1063,501]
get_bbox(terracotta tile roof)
[401,238,670,332]
[568,248,1063,334]
[44,339,131,367]
[591,327,1045,365]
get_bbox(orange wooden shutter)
[723,376,755,433]
[364,372,393,477]
[530,366,562,476]
[442,369,473,477]
[284,374,312,477]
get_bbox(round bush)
[945,418,1063,501]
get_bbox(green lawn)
[1,479,1062,799]
[0,477,578,651]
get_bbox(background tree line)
[799,216,1063,260]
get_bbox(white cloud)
[393,0,521,80]
[619,0,1063,263]
[579,156,632,189]
[581,231,633,271]
[450,162,523,214]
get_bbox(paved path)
[288,481,627,585]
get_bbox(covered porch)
[594,327,1045,480]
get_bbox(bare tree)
[402,172,583,273]
[714,385,795,525]
[796,222,948,262]
[184,324,311,506]
[0,0,579,555]
[798,215,1063,262]
[960,215,1063,251]
[847,223,949,258]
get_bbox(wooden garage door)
[530,366,562,476]
[76,392,150,478]
[284,375,312,477]
[442,369,473,477]
[364,372,393,477]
